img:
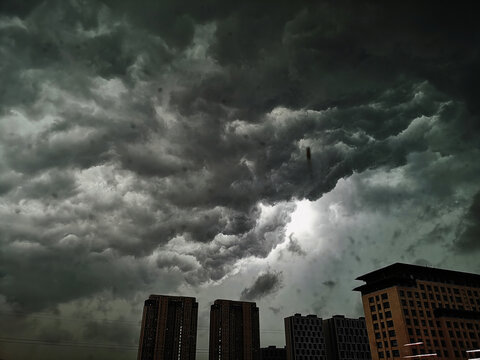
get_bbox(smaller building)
[284,313,327,360]
[261,346,286,360]
[323,315,371,360]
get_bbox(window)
[393,350,400,357]
[399,290,405,296]
[383,302,390,309]
[374,323,379,330]
[387,320,393,327]
[385,311,392,318]
[391,340,398,347]
[372,314,377,320]
[378,351,384,358]
[388,330,396,337]
[369,297,374,303]
[382,293,388,300]
[370,305,376,312]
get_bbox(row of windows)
[376,339,398,348]
[374,330,396,339]
[369,293,389,303]
[339,350,371,359]
[371,311,392,320]
[337,335,368,344]
[417,283,479,296]
[293,336,325,345]
[401,291,480,307]
[373,320,394,330]
[403,301,479,316]
[294,324,323,331]
[295,348,325,356]
[369,302,391,311]
[337,327,366,335]
[293,318,323,326]
[377,349,400,358]
[293,331,323,338]
[335,319,368,329]
[400,287,480,304]
[294,342,325,349]
[338,342,370,352]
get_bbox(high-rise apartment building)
[354,263,480,360]
[209,299,260,360]
[261,346,286,360]
[284,313,327,360]
[323,315,371,360]
[137,295,198,360]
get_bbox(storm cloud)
[1,1,480,359]
[240,271,284,301]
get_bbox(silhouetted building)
[284,313,327,360]
[209,299,260,360]
[323,315,371,360]
[261,346,286,360]
[137,295,198,360]
[355,263,480,360]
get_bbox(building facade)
[323,315,371,360]
[137,295,198,360]
[284,313,327,360]
[209,299,260,360]
[355,263,480,360]
[260,346,286,360]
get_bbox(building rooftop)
[354,263,480,293]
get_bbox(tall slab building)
[284,313,327,360]
[137,295,198,360]
[355,263,480,360]
[209,299,260,360]
[323,315,371,360]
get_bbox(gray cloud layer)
[1,1,480,359]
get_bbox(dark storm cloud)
[286,234,306,256]
[454,191,480,252]
[240,271,283,301]
[0,0,479,326]
[322,280,336,288]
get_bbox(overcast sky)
[1,1,480,359]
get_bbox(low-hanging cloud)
[240,271,284,301]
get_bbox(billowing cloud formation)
[454,191,480,252]
[1,1,480,359]
[240,271,283,301]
